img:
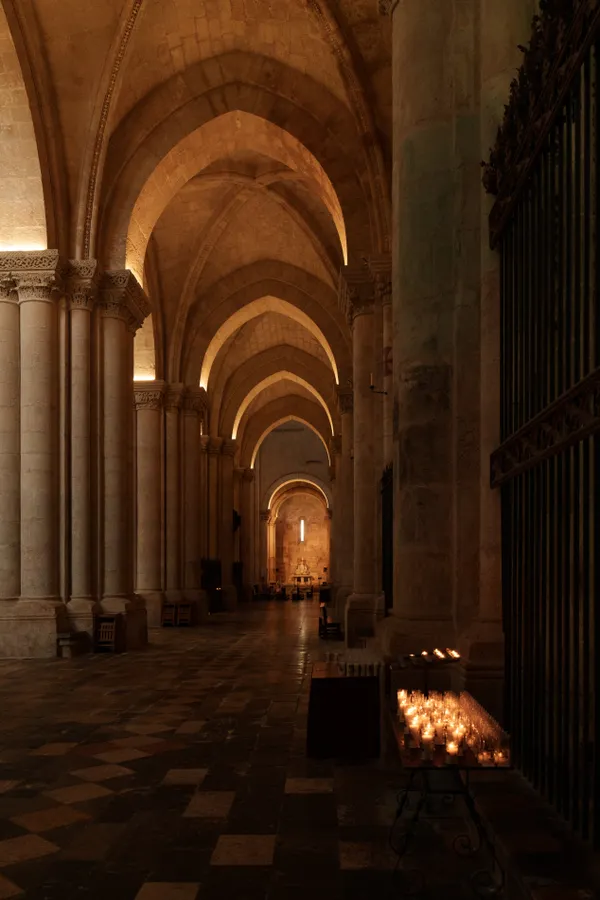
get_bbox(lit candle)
[446,741,459,764]
[477,750,493,767]
[493,749,508,767]
[422,730,434,761]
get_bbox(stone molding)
[182,386,207,415]
[200,435,211,453]
[221,438,237,458]
[165,384,185,410]
[134,381,166,411]
[68,259,100,311]
[208,436,224,456]
[99,270,150,333]
[337,387,353,415]
[0,249,65,304]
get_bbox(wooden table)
[306,663,380,759]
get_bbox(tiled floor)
[0,602,487,898]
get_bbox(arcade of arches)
[2,0,597,874]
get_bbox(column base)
[0,598,68,658]
[221,585,238,612]
[136,591,165,628]
[67,596,101,651]
[183,588,209,623]
[377,612,456,658]
[100,595,148,650]
[456,622,505,724]
[333,584,352,621]
[164,590,183,605]
[345,593,384,648]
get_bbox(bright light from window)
[300,518,305,543]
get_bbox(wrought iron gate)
[484,2,600,844]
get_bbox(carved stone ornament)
[242,467,255,483]
[134,386,165,411]
[259,510,270,522]
[68,259,100,311]
[338,263,375,326]
[183,386,207,415]
[165,384,185,410]
[99,270,151,333]
[0,249,66,303]
[208,436,224,455]
[222,438,237,458]
[482,0,600,247]
[491,366,600,487]
[337,387,353,415]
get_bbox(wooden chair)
[177,603,192,626]
[94,616,119,652]
[161,604,177,627]
[318,604,343,640]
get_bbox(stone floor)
[0,602,495,899]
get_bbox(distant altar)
[293,558,312,585]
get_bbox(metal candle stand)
[388,683,512,897]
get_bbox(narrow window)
[300,518,305,543]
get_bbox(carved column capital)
[182,386,207,415]
[200,435,211,453]
[339,263,376,326]
[221,438,237,458]
[165,384,185,410]
[337,387,353,415]
[0,249,66,304]
[208,436,224,456]
[99,270,150,333]
[329,434,342,456]
[260,510,270,523]
[367,255,392,307]
[134,381,166,411]
[241,467,255,483]
[68,259,100,311]
[378,0,399,14]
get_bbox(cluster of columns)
[134,386,242,623]
[0,251,149,656]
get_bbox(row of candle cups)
[397,689,510,767]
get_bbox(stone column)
[327,449,339,586]
[182,386,208,620]
[67,261,100,642]
[0,280,20,606]
[340,266,379,645]
[199,435,209,560]
[13,252,68,657]
[259,510,269,585]
[164,384,184,604]
[334,387,354,618]
[369,258,393,465]
[240,467,255,599]
[267,513,277,584]
[220,438,237,609]
[207,437,222,560]
[98,271,149,648]
[134,382,165,627]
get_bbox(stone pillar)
[0,280,20,605]
[259,510,269,585]
[134,382,165,627]
[340,266,380,646]
[327,447,339,586]
[220,438,237,609]
[164,384,184,604]
[240,467,255,600]
[334,387,354,618]
[207,437,222,560]
[199,435,209,560]
[98,271,149,648]
[12,252,67,657]
[267,513,277,584]
[182,387,208,620]
[369,259,393,465]
[67,261,100,642]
